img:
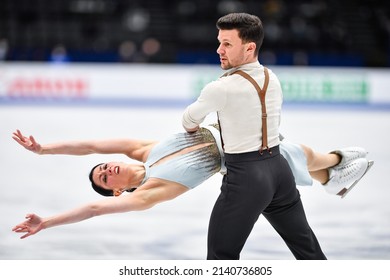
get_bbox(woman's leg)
[300,144,340,172]
[309,170,328,184]
[300,144,341,184]
[301,144,370,193]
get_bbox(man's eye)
[103,164,107,170]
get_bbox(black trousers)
[207,146,326,260]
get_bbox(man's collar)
[223,61,262,76]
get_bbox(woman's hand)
[12,129,42,154]
[12,214,44,239]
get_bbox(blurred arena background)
[1,0,390,262]
[0,0,389,66]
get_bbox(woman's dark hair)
[88,163,137,197]
[216,13,264,56]
[89,163,113,196]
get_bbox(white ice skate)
[338,160,374,198]
[324,158,374,198]
[330,147,367,166]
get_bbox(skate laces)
[333,160,364,184]
[335,147,367,166]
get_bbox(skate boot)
[324,158,374,198]
[330,147,367,166]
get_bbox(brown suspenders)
[217,67,272,155]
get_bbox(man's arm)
[182,81,226,132]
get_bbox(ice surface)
[1,105,389,260]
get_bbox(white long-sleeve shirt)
[182,61,283,154]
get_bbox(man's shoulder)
[204,76,233,90]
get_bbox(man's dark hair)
[216,13,264,56]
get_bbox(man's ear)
[247,42,256,53]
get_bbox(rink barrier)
[1,63,389,110]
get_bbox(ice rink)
[1,104,389,260]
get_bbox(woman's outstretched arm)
[12,129,156,161]
[12,182,188,239]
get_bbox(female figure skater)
[12,125,370,239]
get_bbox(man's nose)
[217,45,224,54]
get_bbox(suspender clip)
[259,146,272,155]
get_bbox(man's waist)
[224,145,280,162]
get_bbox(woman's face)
[92,162,129,196]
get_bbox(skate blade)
[337,160,374,199]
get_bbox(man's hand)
[184,125,200,134]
